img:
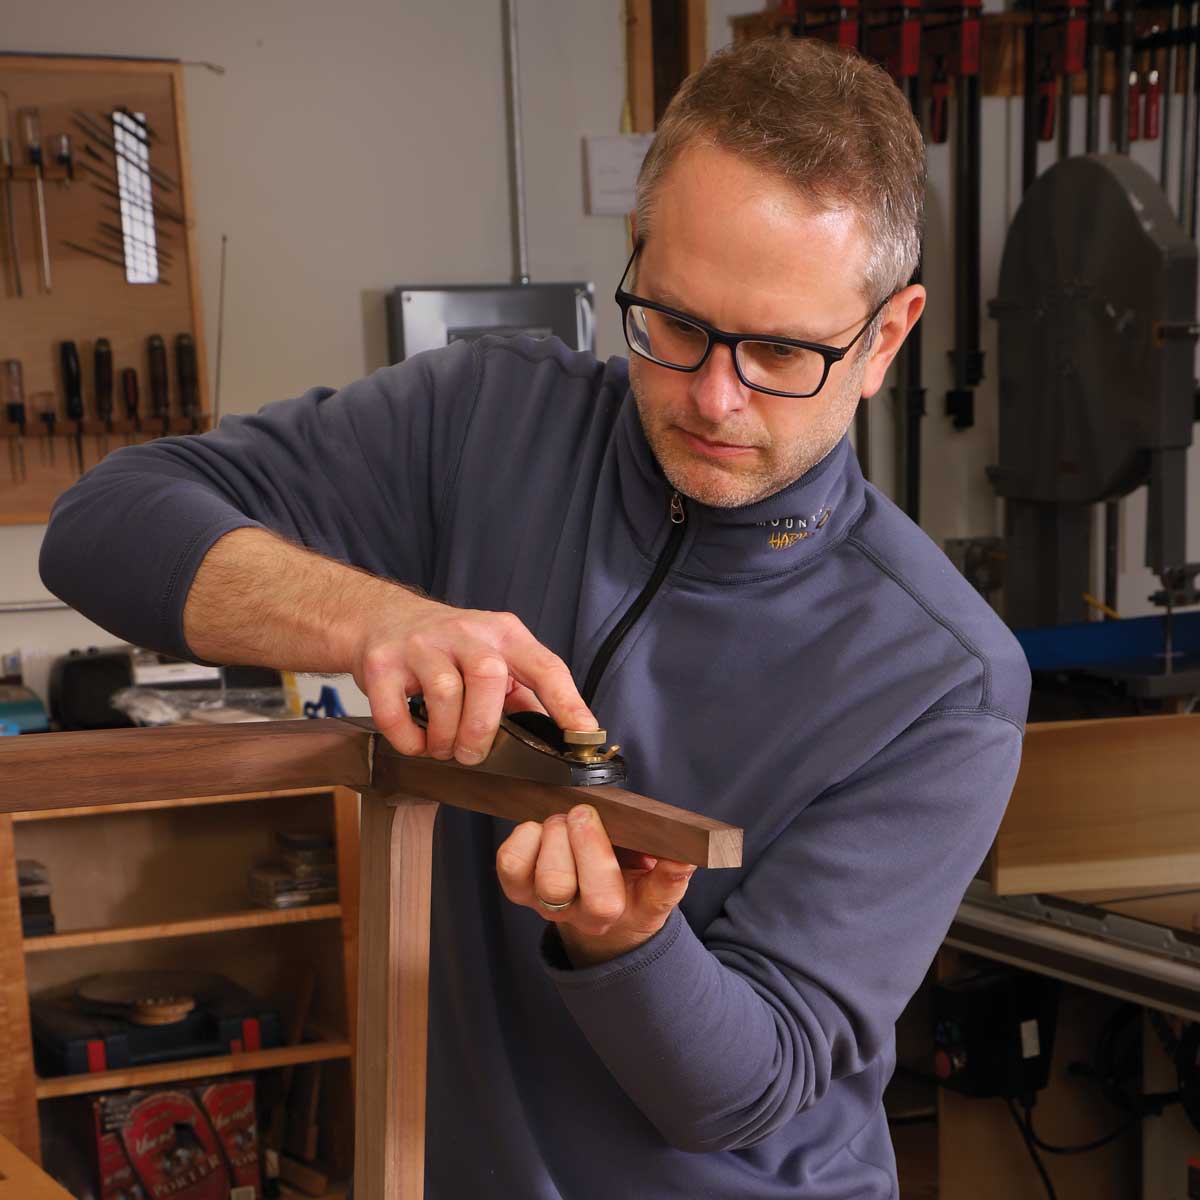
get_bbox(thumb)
[632,858,696,920]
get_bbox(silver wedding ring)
[535,892,577,912]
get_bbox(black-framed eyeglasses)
[614,239,891,399]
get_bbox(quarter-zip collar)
[613,389,866,582]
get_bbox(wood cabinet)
[0,782,359,1195]
[0,717,746,1200]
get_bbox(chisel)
[2,359,26,483]
[94,338,113,457]
[175,333,199,433]
[0,93,21,298]
[121,367,140,445]
[147,334,169,435]
[60,340,84,475]
[19,108,51,293]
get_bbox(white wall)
[3,2,1197,718]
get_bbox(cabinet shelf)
[35,1038,352,1099]
[2,763,359,1177]
[23,903,343,953]
[11,785,336,823]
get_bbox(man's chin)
[660,457,778,509]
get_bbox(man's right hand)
[182,528,596,767]
[351,592,598,765]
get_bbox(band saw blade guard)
[406,695,626,787]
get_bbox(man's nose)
[688,343,750,424]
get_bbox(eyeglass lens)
[625,305,827,396]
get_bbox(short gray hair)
[635,37,926,311]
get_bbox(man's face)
[628,143,917,508]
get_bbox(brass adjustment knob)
[562,728,620,763]
[563,729,606,746]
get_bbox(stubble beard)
[629,356,865,509]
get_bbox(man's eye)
[668,318,701,337]
[765,343,799,359]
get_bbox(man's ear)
[859,284,926,399]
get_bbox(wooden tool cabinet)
[0,778,360,1195]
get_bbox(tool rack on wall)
[0,54,212,526]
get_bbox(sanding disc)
[76,971,216,1026]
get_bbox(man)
[41,37,1030,1199]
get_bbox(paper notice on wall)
[583,134,654,217]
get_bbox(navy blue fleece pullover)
[40,335,1031,1199]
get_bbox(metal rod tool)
[19,108,51,292]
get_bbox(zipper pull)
[669,491,686,525]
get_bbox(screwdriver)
[147,334,169,436]
[0,93,22,298]
[176,333,199,433]
[60,340,84,475]
[94,338,113,457]
[19,108,51,293]
[2,359,26,483]
[32,391,56,467]
[121,367,140,445]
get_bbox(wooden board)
[353,795,437,1200]
[22,903,342,953]
[0,818,38,1162]
[626,0,656,132]
[0,719,372,811]
[687,0,708,73]
[12,784,338,822]
[0,55,210,524]
[35,1038,350,1099]
[372,745,743,869]
[333,787,361,1059]
[991,714,1200,895]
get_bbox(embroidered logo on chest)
[758,508,832,550]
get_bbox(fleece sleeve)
[38,340,481,663]
[540,709,1023,1152]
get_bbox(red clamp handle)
[930,79,951,144]
[1145,71,1162,140]
[1039,76,1058,141]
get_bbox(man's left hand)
[496,804,696,968]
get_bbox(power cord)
[1003,1099,1058,1200]
[1001,1004,1188,1200]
